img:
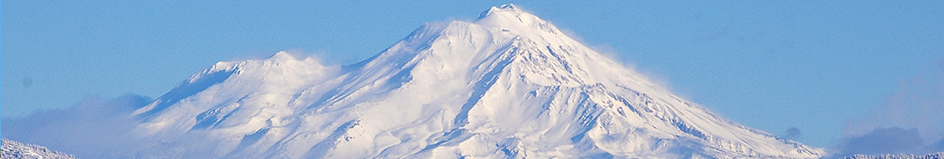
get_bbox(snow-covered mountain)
[126,4,824,158]
[1,138,75,159]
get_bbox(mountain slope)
[127,4,824,158]
[1,138,75,159]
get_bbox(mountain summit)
[128,4,823,158]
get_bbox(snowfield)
[842,152,944,159]
[125,4,824,158]
[1,138,75,159]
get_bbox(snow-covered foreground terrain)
[1,138,75,159]
[842,152,944,159]
[118,4,827,158]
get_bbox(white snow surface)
[1,138,75,159]
[128,4,824,158]
[842,152,944,159]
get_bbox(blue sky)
[2,1,942,150]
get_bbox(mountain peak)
[477,4,521,19]
[496,3,519,11]
[471,4,567,47]
[268,51,299,61]
[475,4,549,29]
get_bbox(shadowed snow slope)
[127,4,824,158]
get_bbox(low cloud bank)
[832,62,944,157]
[833,127,941,157]
[1,94,151,158]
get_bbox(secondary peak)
[267,51,301,62]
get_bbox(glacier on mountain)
[125,4,823,158]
